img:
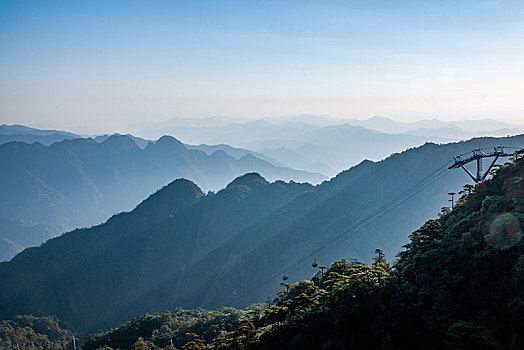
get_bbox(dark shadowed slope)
[231,149,524,350]
[0,175,313,332]
[75,154,524,350]
[171,136,523,311]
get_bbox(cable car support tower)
[448,146,512,183]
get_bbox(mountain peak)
[226,173,269,189]
[132,178,204,221]
[210,149,233,160]
[100,134,139,150]
[152,135,185,150]
[238,153,261,162]
[365,116,394,122]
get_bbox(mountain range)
[126,116,524,175]
[4,117,523,177]
[0,135,324,261]
[73,155,524,349]
[346,115,523,135]
[0,124,78,146]
[127,115,524,140]
[1,135,521,333]
[128,120,446,175]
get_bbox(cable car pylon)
[448,146,512,183]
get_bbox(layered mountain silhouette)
[0,135,324,261]
[133,120,447,176]
[258,124,444,175]
[131,116,523,175]
[0,124,79,146]
[92,133,151,149]
[185,143,285,167]
[1,135,521,333]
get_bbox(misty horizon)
[4,114,523,139]
[1,1,523,131]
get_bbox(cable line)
[229,146,523,304]
[233,160,452,304]
[281,162,451,275]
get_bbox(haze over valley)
[2,117,522,263]
[3,115,523,177]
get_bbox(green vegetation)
[241,151,523,349]
[77,152,523,349]
[0,315,75,349]
[83,308,247,350]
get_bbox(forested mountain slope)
[0,175,314,332]
[0,315,75,350]
[0,135,323,261]
[71,147,524,350]
[218,147,524,350]
[0,136,522,334]
[187,136,523,310]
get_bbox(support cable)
[231,160,452,304]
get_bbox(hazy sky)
[1,0,523,131]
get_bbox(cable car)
[312,258,318,268]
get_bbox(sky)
[1,0,523,132]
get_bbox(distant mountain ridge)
[130,119,448,175]
[258,123,447,175]
[128,116,523,176]
[345,116,524,138]
[0,124,78,137]
[0,124,80,146]
[184,143,286,167]
[0,135,324,261]
[0,124,288,169]
[92,133,151,149]
[1,135,521,333]
[5,118,522,177]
